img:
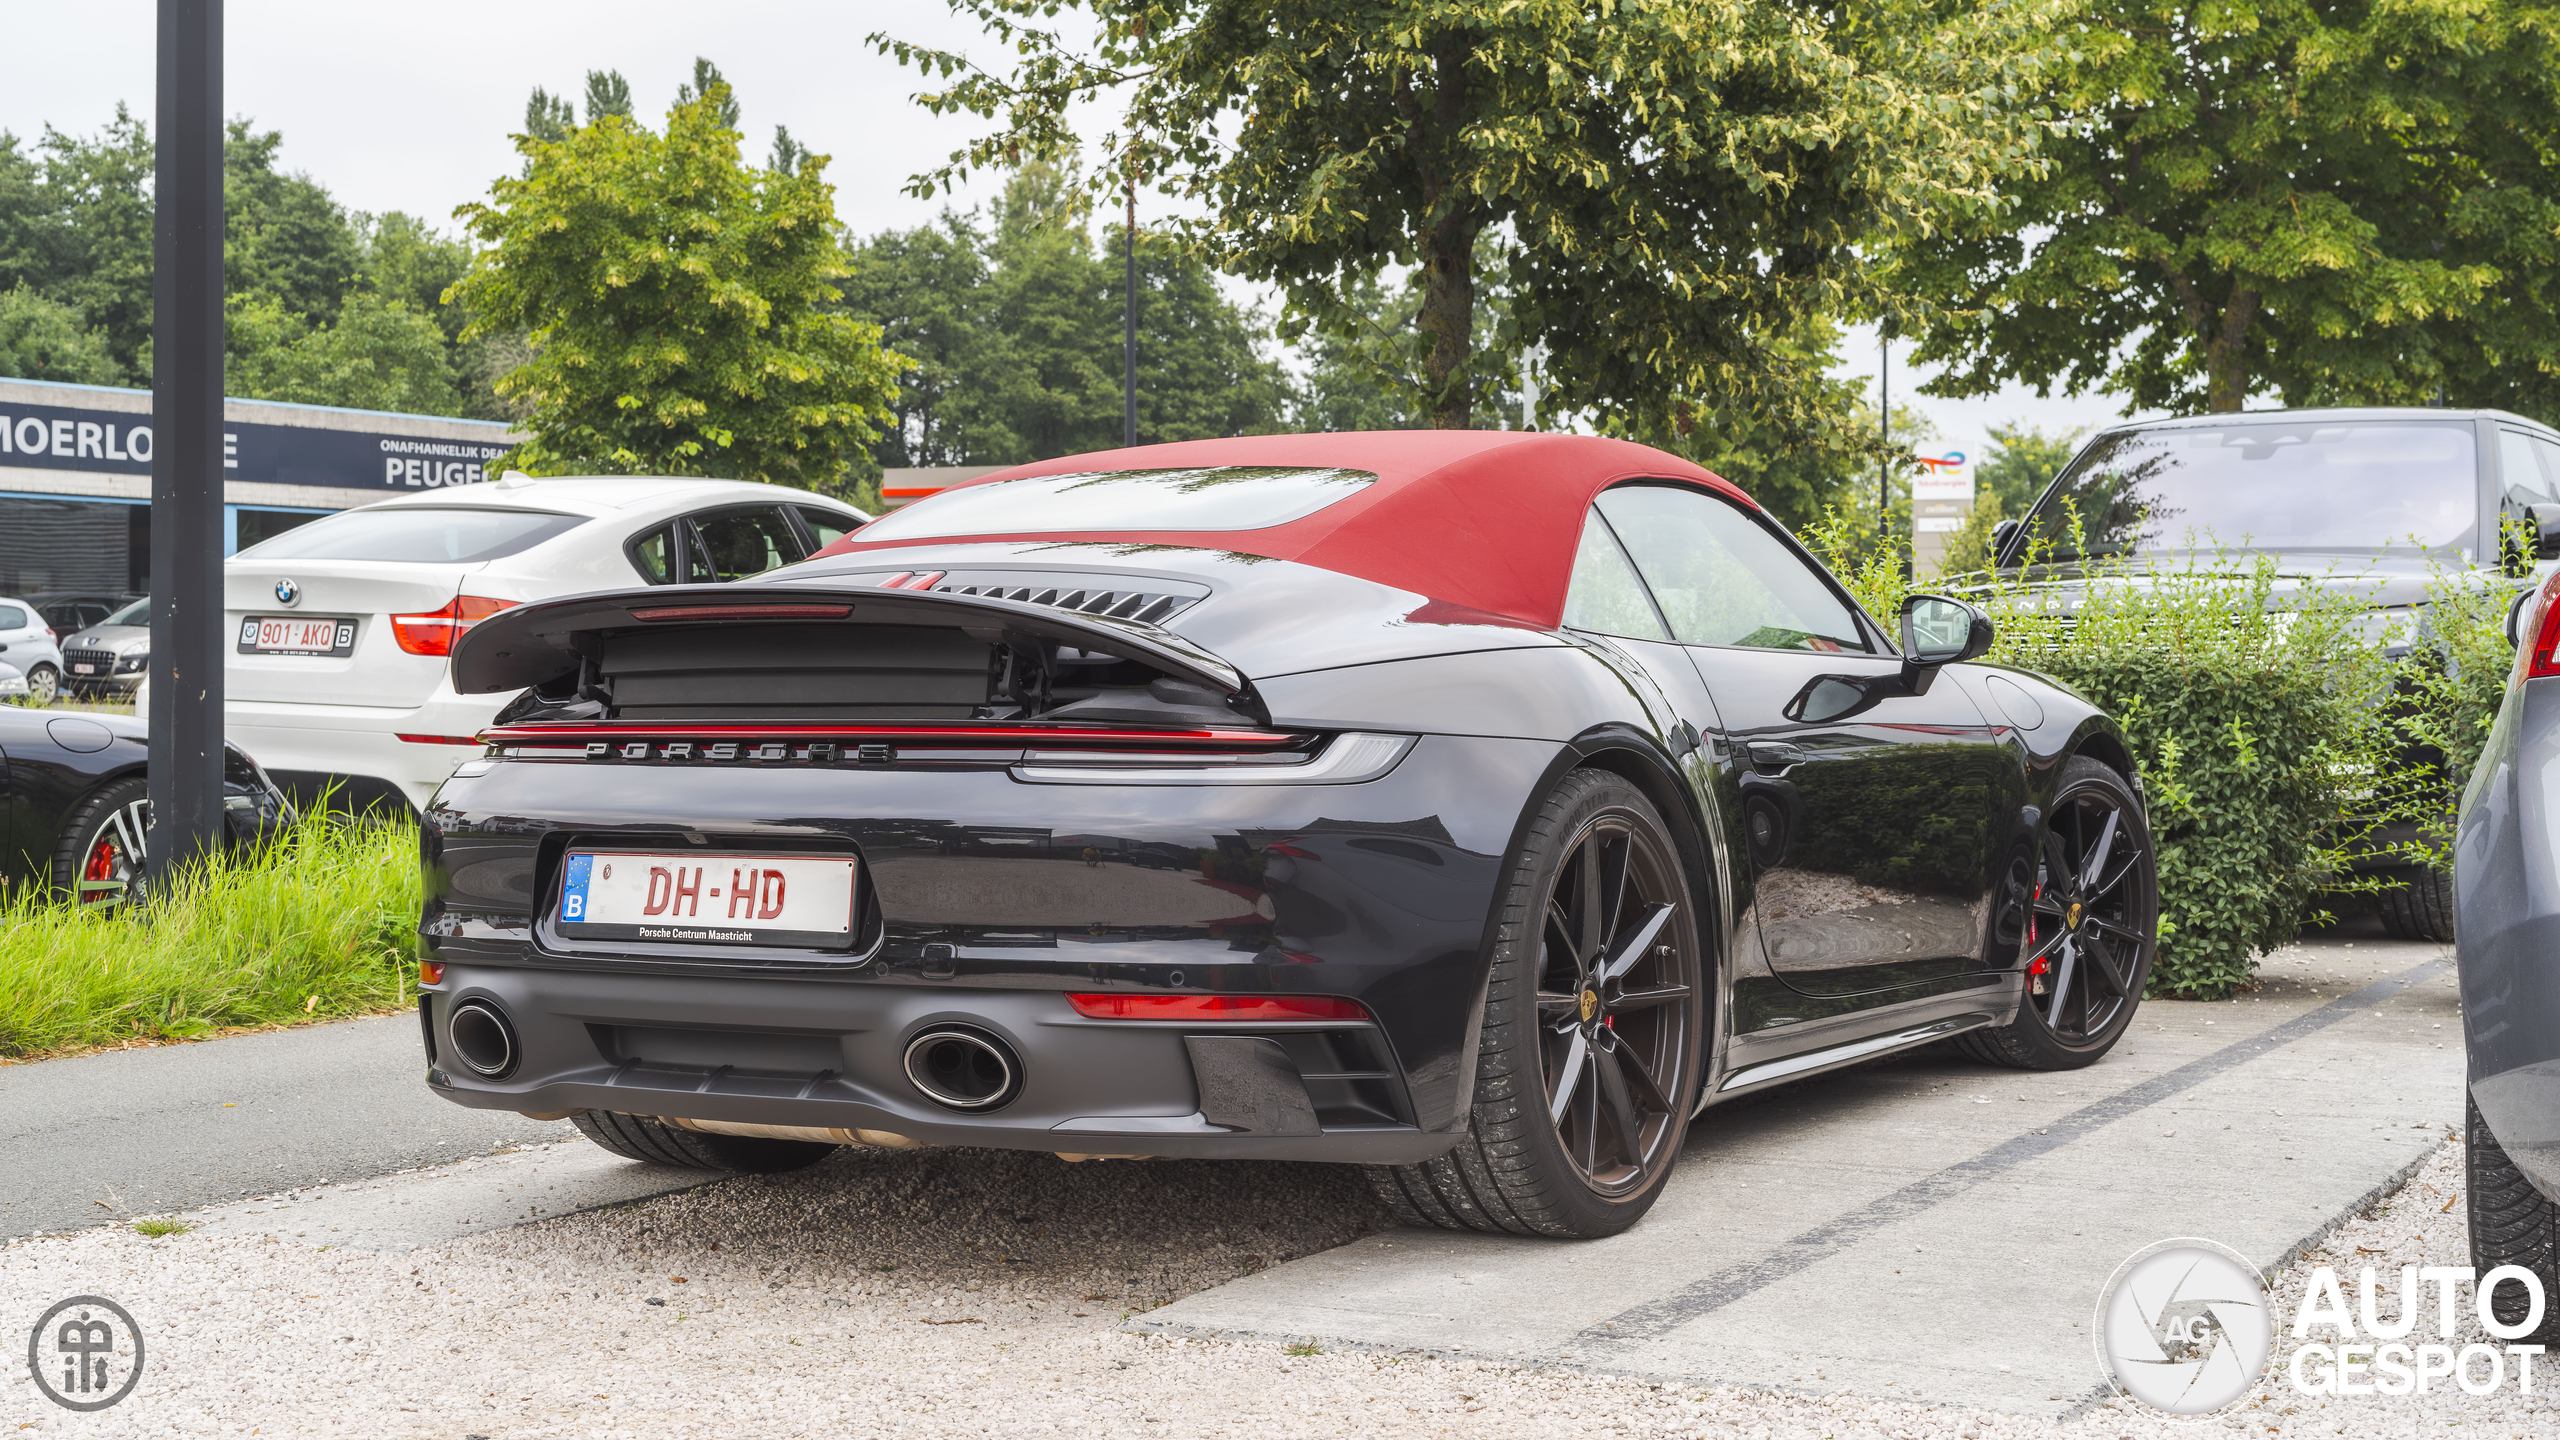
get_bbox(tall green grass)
[0,810,419,1058]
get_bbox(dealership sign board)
[0,398,510,491]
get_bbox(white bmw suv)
[221,474,868,812]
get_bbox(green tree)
[1898,0,2560,417]
[878,0,2059,436]
[845,213,1007,466]
[225,122,362,326]
[18,109,155,379]
[0,285,121,385]
[450,83,905,488]
[229,292,463,415]
[1976,422,2084,518]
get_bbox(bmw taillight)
[1065,994,1370,1022]
[2524,571,2560,681]
[391,595,518,657]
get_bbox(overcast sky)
[2,0,2147,480]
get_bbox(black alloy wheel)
[1957,756,2156,1071]
[1368,770,1704,1238]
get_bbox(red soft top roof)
[814,431,1746,629]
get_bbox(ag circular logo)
[274,577,300,607]
[26,1294,145,1411]
[2094,1239,2271,1413]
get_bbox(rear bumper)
[419,732,1562,1143]
[421,967,1450,1162]
[227,693,501,811]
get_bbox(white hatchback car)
[0,596,66,705]
[221,475,869,811]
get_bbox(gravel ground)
[4,1134,2552,1437]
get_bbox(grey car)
[58,596,149,699]
[1995,407,2560,940]
[2455,571,2560,1340]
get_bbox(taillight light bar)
[391,595,518,656]
[480,722,1302,750]
[1065,994,1371,1022]
[2525,570,2560,681]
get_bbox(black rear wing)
[449,583,1254,722]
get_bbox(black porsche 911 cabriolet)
[418,431,2158,1238]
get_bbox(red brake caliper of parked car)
[85,838,119,889]
[2026,883,2047,978]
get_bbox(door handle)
[1744,741,1805,775]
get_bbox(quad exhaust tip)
[903,1026,1022,1111]
[447,998,519,1079]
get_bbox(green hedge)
[1808,513,2512,1000]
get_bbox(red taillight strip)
[479,722,1304,749]
[397,733,486,746]
[2527,570,2560,681]
[1065,994,1371,1022]
[628,604,854,622]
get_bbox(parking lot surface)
[1139,933,2465,1415]
[3,930,2511,1437]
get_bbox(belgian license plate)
[556,851,859,948]
[72,663,96,675]
[238,616,356,656]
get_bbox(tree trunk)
[1411,35,1475,430]
[1418,210,1475,429]
[2203,288,2259,413]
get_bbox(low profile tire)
[2469,1092,2560,1342]
[1954,756,2156,1072]
[570,1111,840,1174]
[1366,769,1705,1239]
[50,775,150,909]
[2376,865,2455,943]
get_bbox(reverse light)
[391,595,518,656]
[1065,993,1370,1022]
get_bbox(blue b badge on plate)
[560,852,592,921]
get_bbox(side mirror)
[1899,594,1995,678]
[2531,504,2560,561]
[1990,518,2022,565]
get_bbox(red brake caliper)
[2026,882,2048,978]
[85,839,118,885]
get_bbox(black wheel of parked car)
[2468,1091,2560,1342]
[570,1110,841,1174]
[2377,864,2455,943]
[50,775,150,910]
[1366,770,1704,1239]
[1955,757,2156,1071]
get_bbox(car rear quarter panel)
[2458,679,2560,1201]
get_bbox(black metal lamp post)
[148,0,226,883]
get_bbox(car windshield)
[2021,421,2478,561]
[853,466,1376,540]
[233,506,587,564]
[103,599,149,626]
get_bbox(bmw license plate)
[239,616,356,656]
[555,851,859,948]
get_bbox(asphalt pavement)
[0,1012,570,1236]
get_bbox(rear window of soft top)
[852,466,1377,541]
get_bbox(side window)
[1560,511,1671,641]
[1595,484,1869,653]
[796,504,860,549]
[2499,431,2558,508]
[0,604,28,631]
[2528,434,2560,507]
[686,506,809,583]
[628,525,676,583]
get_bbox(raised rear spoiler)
[448,583,1248,700]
